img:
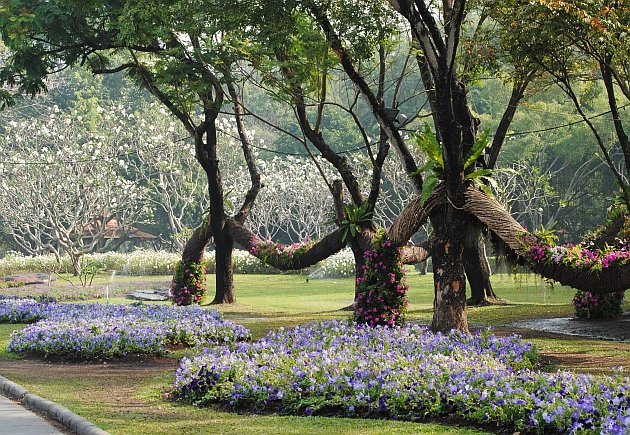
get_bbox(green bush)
[572,290,625,319]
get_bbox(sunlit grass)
[0,272,628,434]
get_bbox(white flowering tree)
[495,151,604,232]
[132,103,209,252]
[0,104,149,279]
[223,151,336,243]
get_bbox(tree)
[0,0,264,304]
[132,103,209,252]
[223,153,336,243]
[495,152,605,234]
[491,0,630,205]
[0,103,148,279]
[243,3,436,306]
[294,0,475,331]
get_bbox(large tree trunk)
[464,220,497,305]
[430,77,474,333]
[430,210,470,333]
[429,203,471,333]
[212,231,235,304]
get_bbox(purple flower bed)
[2,300,250,358]
[0,298,45,323]
[173,321,630,434]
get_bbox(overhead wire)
[1,102,628,164]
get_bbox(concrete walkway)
[0,375,109,435]
[0,394,66,435]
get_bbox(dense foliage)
[1,300,250,358]
[174,320,630,434]
[573,290,625,320]
[170,260,207,306]
[354,231,408,327]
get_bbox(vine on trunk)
[354,229,408,327]
[170,260,207,306]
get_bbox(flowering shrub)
[573,290,625,320]
[0,250,181,276]
[249,238,315,266]
[170,260,207,306]
[354,231,408,327]
[173,320,630,434]
[518,233,630,272]
[4,301,250,359]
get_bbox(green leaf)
[479,184,494,197]
[420,176,439,206]
[465,168,494,180]
[413,124,443,169]
[464,129,490,169]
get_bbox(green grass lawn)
[204,272,579,336]
[0,272,628,434]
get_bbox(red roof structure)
[83,218,157,241]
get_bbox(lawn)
[0,272,628,434]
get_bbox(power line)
[2,101,628,163]
[249,142,370,157]
[502,102,630,137]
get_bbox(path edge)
[0,374,110,435]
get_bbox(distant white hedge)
[0,249,356,278]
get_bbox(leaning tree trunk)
[464,219,497,305]
[181,217,213,264]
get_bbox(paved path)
[0,394,66,435]
[0,375,108,435]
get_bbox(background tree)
[0,103,148,279]
[132,103,209,252]
[0,0,265,303]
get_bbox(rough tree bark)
[465,187,630,293]
[464,220,497,305]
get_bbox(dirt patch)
[1,273,55,285]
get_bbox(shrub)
[0,249,355,278]
[307,249,355,279]
[572,290,625,320]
